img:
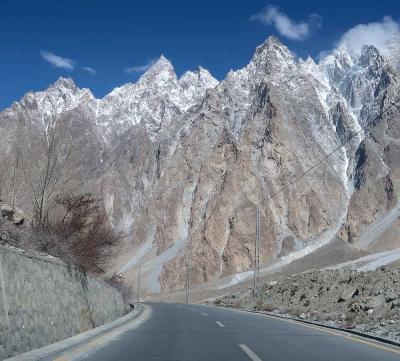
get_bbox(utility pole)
[185,253,191,304]
[118,273,126,301]
[137,265,141,302]
[121,282,125,301]
[253,207,260,299]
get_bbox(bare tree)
[52,193,122,274]
[9,148,23,206]
[0,128,25,205]
[1,123,120,275]
[24,130,73,229]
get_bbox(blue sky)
[1,0,399,109]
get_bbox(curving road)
[49,303,400,361]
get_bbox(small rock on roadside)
[365,296,384,310]
[338,286,358,302]
[0,201,24,225]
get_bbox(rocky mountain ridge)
[1,36,399,293]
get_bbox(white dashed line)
[216,321,225,328]
[201,312,208,316]
[239,344,262,361]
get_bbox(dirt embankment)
[213,267,400,343]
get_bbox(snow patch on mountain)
[2,34,400,294]
[4,56,219,143]
[5,77,95,131]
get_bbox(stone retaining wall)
[0,245,125,360]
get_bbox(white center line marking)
[216,321,225,327]
[188,307,195,311]
[201,312,208,316]
[239,344,262,361]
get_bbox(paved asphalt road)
[52,302,400,361]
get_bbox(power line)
[252,97,399,301]
[267,97,400,201]
[123,97,400,299]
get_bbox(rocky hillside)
[215,267,400,343]
[0,36,399,293]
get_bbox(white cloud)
[82,66,97,75]
[40,50,75,70]
[124,59,157,74]
[338,16,400,54]
[252,5,321,41]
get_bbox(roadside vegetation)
[0,193,122,275]
[0,130,122,276]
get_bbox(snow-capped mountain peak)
[179,66,218,88]
[1,35,400,294]
[51,76,79,91]
[179,66,219,107]
[251,36,295,69]
[96,57,218,140]
[138,55,177,86]
[4,77,95,130]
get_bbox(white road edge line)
[216,321,225,327]
[239,344,262,361]
[201,312,208,316]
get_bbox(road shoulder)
[214,305,400,355]
[6,304,150,361]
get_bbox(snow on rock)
[2,34,400,294]
[96,56,218,141]
[4,77,96,131]
[4,57,219,143]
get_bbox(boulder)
[0,202,24,225]
[365,296,384,310]
[0,202,14,218]
[350,301,362,312]
[384,290,398,302]
[390,299,400,308]
[338,286,358,302]
[12,207,24,225]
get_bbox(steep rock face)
[0,59,218,232]
[115,39,400,292]
[120,38,351,292]
[1,36,399,293]
[329,47,400,245]
[0,79,105,219]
